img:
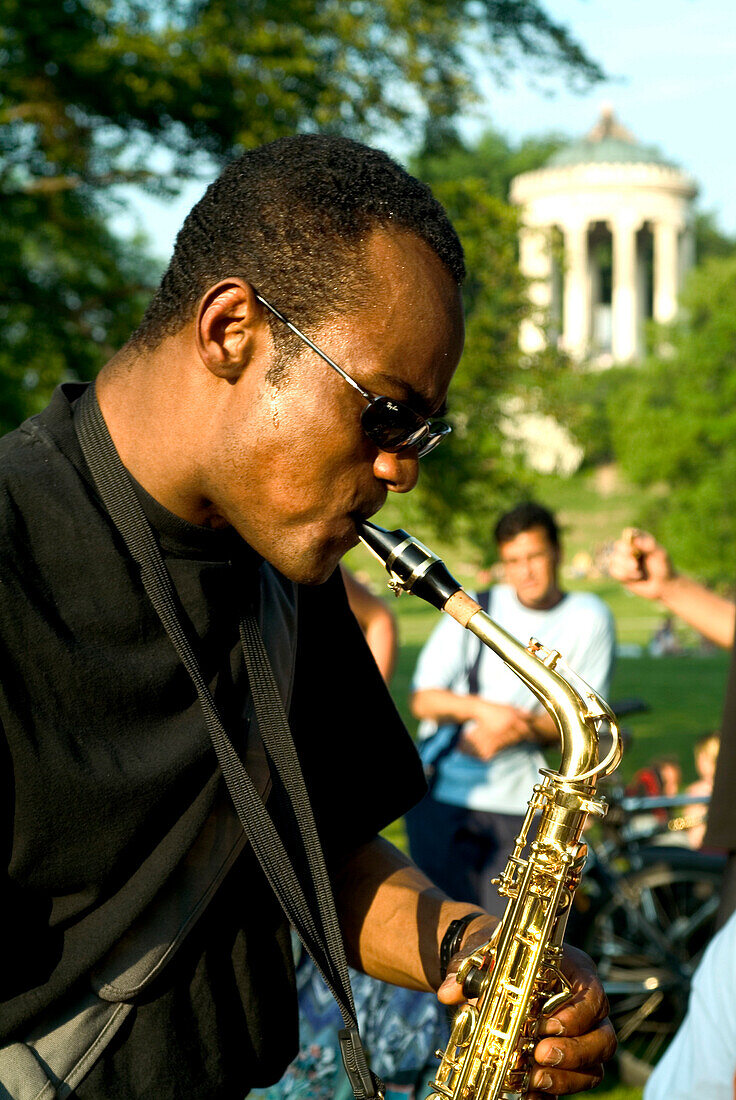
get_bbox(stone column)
[612,218,640,362]
[519,224,552,354]
[653,221,680,325]
[562,220,590,359]
[679,224,696,289]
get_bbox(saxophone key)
[513,931,537,949]
[426,1084,454,1100]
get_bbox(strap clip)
[338,1026,384,1100]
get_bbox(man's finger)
[534,945,609,1038]
[534,1017,617,1074]
[527,1062,605,1097]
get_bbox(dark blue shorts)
[405,794,526,918]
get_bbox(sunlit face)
[695,746,718,784]
[659,761,681,797]
[201,229,464,583]
[498,526,562,610]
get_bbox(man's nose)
[372,449,420,494]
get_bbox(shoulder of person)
[563,590,614,626]
[486,583,513,607]
[0,420,60,548]
[0,395,73,497]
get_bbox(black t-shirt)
[0,384,426,1097]
[704,627,736,850]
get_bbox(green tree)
[1,1,602,193]
[694,210,736,263]
[386,127,570,558]
[608,255,736,587]
[414,126,565,200]
[0,187,159,433]
[1,0,603,428]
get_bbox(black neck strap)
[73,383,382,1100]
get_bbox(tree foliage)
[0,186,159,433]
[0,0,603,428]
[607,255,736,587]
[413,126,565,199]
[1,0,602,195]
[388,128,570,558]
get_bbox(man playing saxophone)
[0,135,615,1098]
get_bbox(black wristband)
[439,911,485,982]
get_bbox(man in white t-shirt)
[407,501,615,915]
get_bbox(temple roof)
[547,105,675,169]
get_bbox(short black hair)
[494,502,560,549]
[134,134,465,350]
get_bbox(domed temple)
[510,106,698,364]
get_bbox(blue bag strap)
[422,588,491,788]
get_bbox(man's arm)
[340,565,398,683]
[334,836,616,1095]
[411,687,536,758]
[608,530,735,649]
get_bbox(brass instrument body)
[358,522,622,1100]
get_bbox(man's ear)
[195,279,269,381]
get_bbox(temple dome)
[509,105,698,368]
[546,105,674,169]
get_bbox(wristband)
[439,911,485,981]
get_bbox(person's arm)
[334,836,616,1095]
[340,565,398,683]
[411,686,535,758]
[529,709,559,744]
[608,530,735,650]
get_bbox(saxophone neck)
[461,602,615,783]
[359,520,622,786]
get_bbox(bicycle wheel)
[582,848,723,1086]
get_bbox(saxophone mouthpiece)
[357,519,405,563]
[357,520,462,611]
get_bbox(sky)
[116,0,736,263]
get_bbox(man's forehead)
[500,527,556,553]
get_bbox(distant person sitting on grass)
[684,732,721,850]
[648,615,682,657]
[625,755,682,837]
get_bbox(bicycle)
[568,787,724,1087]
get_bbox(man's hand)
[458,700,535,759]
[607,528,675,601]
[438,938,616,1096]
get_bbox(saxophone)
[358,520,622,1100]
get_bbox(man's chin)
[287,560,341,586]
[272,541,350,586]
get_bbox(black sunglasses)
[255,293,452,458]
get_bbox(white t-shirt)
[411,585,615,813]
[644,909,736,1100]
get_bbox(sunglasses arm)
[254,292,372,401]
